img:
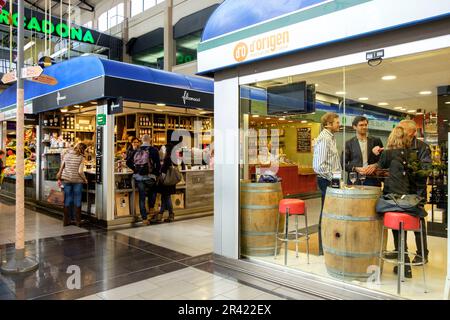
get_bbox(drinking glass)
[349,172,357,187]
[359,173,366,188]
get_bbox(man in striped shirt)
[313,112,342,255]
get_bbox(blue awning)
[0,56,214,111]
[201,0,327,41]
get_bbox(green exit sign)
[97,114,106,126]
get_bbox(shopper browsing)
[131,134,161,225]
[157,143,181,223]
[343,116,384,186]
[313,112,342,255]
[56,143,88,227]
[125,138,141,171]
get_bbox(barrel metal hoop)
[241,204,279,210]
[241,189,282,193]
[322,213,382,222]
[242,231,276,236]
[323,245,380,258]
[241,182,281,188]
[328,193,380,199]
[326,266,373,279]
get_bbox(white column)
[214,75,240,259]
[164,0,174,71]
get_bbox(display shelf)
[42,126,61,129]
[115,189,134,193]
[137,126,152,129]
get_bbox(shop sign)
[0,5,95,44]
[197,0,450,73]
[21,66,43,79]
[28,74,58,86]
[1,71,17,84]
[96,114,106,126]
[107,97,123,115]
[181,91,201,106]
[96,126,103,184]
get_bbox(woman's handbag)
[160,166,182,186]
[375,193,427,217]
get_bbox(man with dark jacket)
[398,120,432,264]
[343,116,384,186]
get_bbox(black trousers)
[392,217,429,257]
[317,177,331,256]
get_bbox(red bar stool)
[274,199,310,266]
[378,211,427,295]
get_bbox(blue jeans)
[63,183,83,220]
[317,177,331,255]
[136,179,157,220]
[159,193,173,215]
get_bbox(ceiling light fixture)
[445,101,450,105]
[358,97,369,101]
[61,108,68,113]
[24,41,35,51]
[252,115,260,118]
[394,107,403,110]
[382,75,397,81]
[378,102,389,106]
[407,110,416,113]
[419,91,432,95]
[279,118,286,121]
[156,103,166,107]
[265,117,271,120]
[301,120,308,124]
[335,91,346,95]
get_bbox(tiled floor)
[0,201,86,245]
[117,216,214,256]
[78,267,286,300]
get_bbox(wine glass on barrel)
[349,172,357,188]
[359,173,366,189]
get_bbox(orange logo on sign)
[233,42,248,62]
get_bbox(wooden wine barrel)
[322,186,385,280]
[240,181,285,256]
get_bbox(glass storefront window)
[132,45,164,69]
[239,47,450,299]
[175,30,201,65]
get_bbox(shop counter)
[251,165,317,196]
[1,174,37,200]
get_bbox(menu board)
[297,127,311,153]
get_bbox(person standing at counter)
[343,116,384,186]
[398,119,432,264]
[131,135,161,225]
[56,143,88,227]
[313,112,342,255]
[0,150,5,186]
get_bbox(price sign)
[21,66,43,79]
[1,71,17,84]
[297,127,312,153]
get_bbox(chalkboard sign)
[297,127,312,153]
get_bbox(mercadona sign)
[0,8,95,44]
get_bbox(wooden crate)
[115,193,130,217]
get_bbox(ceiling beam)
[25,0,46,12]
[50,0,94,13]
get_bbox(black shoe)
[412,255,428,265]
[384,252,398,260]
[393,265,412,278]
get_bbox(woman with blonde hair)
[376,126,414,278]
[57,142,88,227]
